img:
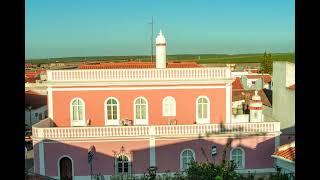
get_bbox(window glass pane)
[141,105,146,119]
[203,98,208,103]
[141,98,146,104]
[136,105,140,119]
[112,99,116,104]
[78,107,83,120]
[198,104,202,118]
[72,107,76,120]
[203,104,208,118]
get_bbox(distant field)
[26,53,294,65]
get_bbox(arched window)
[196,96,210,124]
[58,156,73,180]
[180,149,195,171]
[105,97,120,125]
[162,96,176,116]
[134,97,148,125]
[70,98,85,126]
[230,148,245,169]
[116,155,130,174]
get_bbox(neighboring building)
[32,31,280,179]
[272,61,295,135]
[25,90,48,128]
[271,141,295,179]
[241,75,272,90]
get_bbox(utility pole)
[149,16,154,62]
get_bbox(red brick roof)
[232,89,272,107]
[287,84,295,90]
[273,142,295,162]
[79,61,202,69]
[232,77,243,90]
[25,63,36,68]
[245,75,272,83]
[25,71,38,78]
[25,90,47,109]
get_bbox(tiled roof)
[245,75,272,83]
[79,61,202,69]
[273,141,295,162]
[232,89,272,107]
[287,84,295,90]
[25,71,38,78]
[25,90,47,109]
[232,77,243,90]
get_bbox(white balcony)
[47,67,231,82]
[32,118,280,140]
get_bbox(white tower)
[156,30,166,68]
[249,90,264,122]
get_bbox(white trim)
[196,96,210,124]
[133,97,148,125]
[70,97,86,127]
[271,155,295,164]
[226,84,231,123]
[235,168,276,174]
[47,80,234,87]
[149,137,156,167]
[104,97,120,126]
[51,85,227,91]
[47,87,54,121]
[39,141,45,175]
[230,147,245,169]
[57,155,75,179]
[180,148,196,171]
[162,96,176,116]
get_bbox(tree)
[261,51,273,74]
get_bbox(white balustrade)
[47,68,231,82]
[32,118,280,140]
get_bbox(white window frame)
[114,155,131,175]
[70,98,86,127]
[133,97,148,125]
[104,97,120,126]
[162,96,176,116]
[196,96,210,124]
[180,148,196,171]
[230,147,245,169]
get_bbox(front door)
[60,157,73,180]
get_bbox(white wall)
[272,62,295,132]
[275,158,295,175]
[232,114,250,123]
[25,105,48,127]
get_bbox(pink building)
[32,31,280,180]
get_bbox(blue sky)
[26,0,295,59]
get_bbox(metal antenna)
[148,16,154,62]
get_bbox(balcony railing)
[47,68,231,82]
[32,118,280,140]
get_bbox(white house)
[25,90,48,129]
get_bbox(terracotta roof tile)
[273,142,295,161]
[232,89,272,107]
[232,77,243,90]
